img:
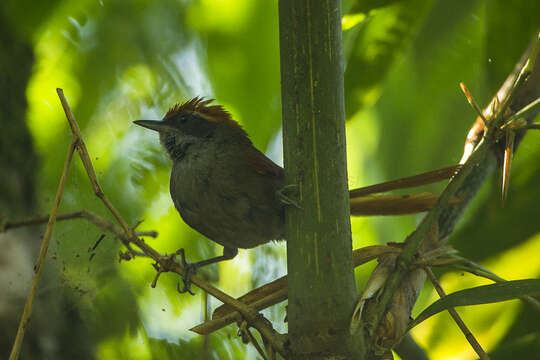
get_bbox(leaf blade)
[410,279,540,328]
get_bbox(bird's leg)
[177,247,239,295]
[276,184,301,208]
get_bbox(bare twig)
[502,129,515,204]
[2,210,158,239]
[202,291,210,360]
[9,140,77,360]
[348,165,461,197]
[57,88,135,241]
[350,192,461,216]
[238,321,269,360]
[460,82,488,127]
[191,284,288,335]
[520,123,540,130]
[192,245,401,335]
[424,267,489,360]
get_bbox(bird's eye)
[179,115,188,124]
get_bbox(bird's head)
[134,97,248,160]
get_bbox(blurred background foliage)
[1,0,538,359]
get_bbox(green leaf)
[410,279,540,328]
[343,0,436,115]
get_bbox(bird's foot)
[277,184,301,208]
[176,249,198,295]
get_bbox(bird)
[134,97,459,292]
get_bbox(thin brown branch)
[202,291,210,360]
[424,267,489,360]
[348,165,461,198]
[460,82,488,127]
[9,140,77,360]
[521,123,540,129]
[192,245,400,335]
[238,321,269,360]
[2,210,158,239]
[502,130,515,204]
[191,284,288,335]
[350,192,461,216]
[57,88,134,239]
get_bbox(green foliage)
[411,279,540,328]
[344,0,436,114]
[3,0,539,358]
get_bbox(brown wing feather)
[244,147,284,178]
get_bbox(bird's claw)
[176,249,198,295]
[277,184,301,208]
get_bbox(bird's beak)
[133,120,174,132]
